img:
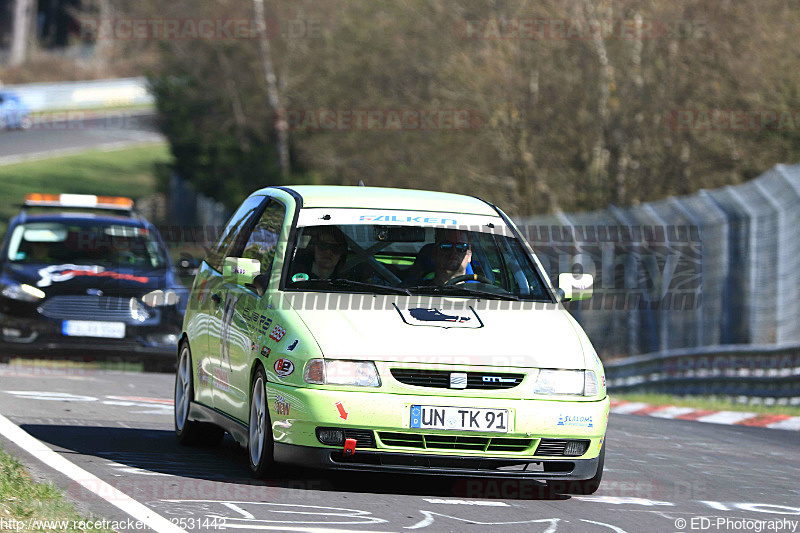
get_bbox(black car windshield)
[286,224,552,301]
[5,221,168,269]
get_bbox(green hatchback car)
[175,186,608,493]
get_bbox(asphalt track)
[0,362,798,533]
[0,112,163,164]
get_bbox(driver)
[427,228,473,286]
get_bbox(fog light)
[564,440,590,457]
[146,333,180,346]
[316,427,344,446]
[3,328,21,338]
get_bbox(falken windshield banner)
[296,208,512,235]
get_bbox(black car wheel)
[174,342,224,446]
[248,365,274,477]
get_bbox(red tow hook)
[343,438,357,457]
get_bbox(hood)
[2,262,168,298]
[285,295,587,369]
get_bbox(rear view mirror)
[223,257,261,285]
[373,226,426,242]
[558,273,593,301]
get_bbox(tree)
[9,0,34,66]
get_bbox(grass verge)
[0,444,115,532]
[612,392,800,416]
[0,144,170,237]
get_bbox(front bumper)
[275,442,601,479]
[266,383,609,479]
[0,311,181,357]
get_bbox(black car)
[0,194,186,361]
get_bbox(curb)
[610,399,800,431]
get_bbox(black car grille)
[390,369,525,389]
[344,429,376,448]
[377,432,534,453]
[534,439,591,457]
[37,296,152,324]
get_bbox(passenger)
[293,226,348,280]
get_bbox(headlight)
[534,369,599,396]
[129,298,152,322]
[303,359,381,387]
[1,283,45,302]
[142,289,181,307]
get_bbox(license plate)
[62,321,126,339]
[410,405,509,433]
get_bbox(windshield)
[6,221,168,269]
[285,224,552,301]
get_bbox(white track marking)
[222,503,256,519]
[694,411,755,425]
[767,417,800,430]
[404,511,559,531]
[647,406,697,419]
[421,499,509,506]
[0,412,185,533]
[609,402,650,414]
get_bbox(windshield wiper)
[301,279,411,296]
[406,285,520,301]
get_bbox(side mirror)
[558,273,593,301]
[223,257,261,285]
[246,273,271,297]
[176,256,199,278]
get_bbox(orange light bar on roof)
[96,196,135,209]
[24,193,134,210]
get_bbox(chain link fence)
[515,163,800,359]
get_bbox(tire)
[552,445,605,495]
[174,342,224,446]
[248,365,274,478]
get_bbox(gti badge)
[482,376,517,384]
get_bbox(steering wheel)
[445,274,493,286]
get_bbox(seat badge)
[450,372,467,389]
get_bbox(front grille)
[344,428,376,448]
[535,439,590,457]
[38,296,153,325]
[390,369,525,389]
[378,432,534,453]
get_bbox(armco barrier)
[3,77,153,112]
[516,163,800,357]
[605,344,800,401]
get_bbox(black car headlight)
[142,289,181,307]
[1,283,46,302]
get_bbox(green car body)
[175,186,608,492]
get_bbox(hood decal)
[394,304,483,329]
[36,264,150,287]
